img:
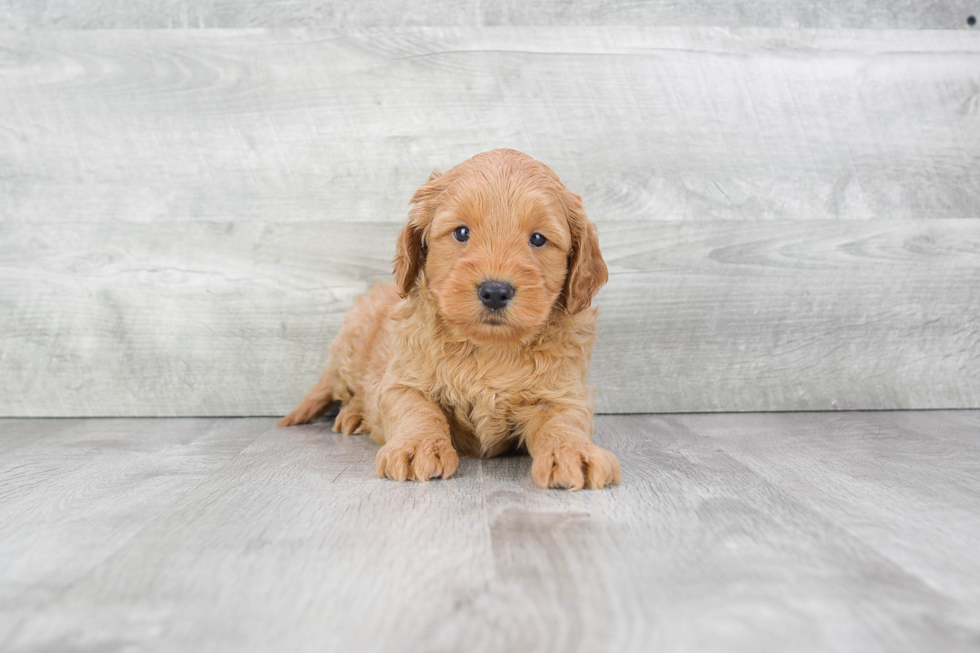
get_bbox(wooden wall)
[3,1,978,29]
[1,6,979,416]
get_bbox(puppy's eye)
[453,226,470,242]
[529,233,547,248]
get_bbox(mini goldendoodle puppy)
[279,149,619,490]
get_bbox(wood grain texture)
[0,418,270,631]
[680,411,980,605]
[2,28,980,415]
[2,0,979,29]
[3,29,979,226]
[2,219,978,415]
[2,412,979,651]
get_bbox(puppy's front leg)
[376,387,459,482]
[519,403,620,490]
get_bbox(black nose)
[478,280,515,310]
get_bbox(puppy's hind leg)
[278,369,337,426]
[333,398,364,435]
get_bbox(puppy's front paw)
[532,441,621,490]
[376,437,459,482]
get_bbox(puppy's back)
[329,281,401,402]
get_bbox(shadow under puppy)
[280,149,620,490]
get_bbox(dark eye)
[453,226,470,242]
[529,233,547,248]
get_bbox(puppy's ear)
[393,170,445,297]
[561,190,609,314]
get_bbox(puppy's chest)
[429,353,537,436]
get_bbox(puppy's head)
[393,149,608,344]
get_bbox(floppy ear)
[393,170,444,297]
[561,191,609,315]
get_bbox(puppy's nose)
[478,280,515,310]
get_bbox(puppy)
[279,149,619,490]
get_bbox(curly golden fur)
[279,149,620,490]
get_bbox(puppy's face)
[424,185,569,343]
[394,149,608,345]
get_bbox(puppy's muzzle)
[477,280,515,311]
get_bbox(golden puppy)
[279,149,619,490]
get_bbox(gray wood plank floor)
[2,412,979,652]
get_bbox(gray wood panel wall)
[1,16,979,416]
[3,1,979,29]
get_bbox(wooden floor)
[1,412,979,652]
